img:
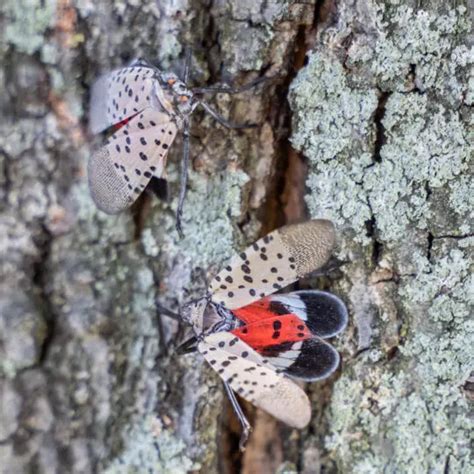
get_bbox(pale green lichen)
[326,245,473,473]
[363,92,470,243]
[217,0,296,73]
[143,167,250,272]
[103,416,199,474]
[289,52,377,246]
[352,4,473,102]
[448,175,474,231]
[2,0,56,55]
[290,2,472,473]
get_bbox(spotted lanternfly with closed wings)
[88,55,264,236]
[158,219,348,449]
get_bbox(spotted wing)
[88,107,178,214]
[89,66,159,134]
[199,332,311,429]
[209,220,335,310]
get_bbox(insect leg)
[155,301,180,320]
[155,302,180,356]
[200,101,257,129]
[223,382,252,451]
[305,256,348,279]
[176,116,190,238]
[176,336,198,355]
[193,75,271,95]
[182,47,192,83]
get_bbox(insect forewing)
[199,332,311,429]
[209,220,335,309]
[89,66,158,134]
[88,108,178,214]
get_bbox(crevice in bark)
[386,346,399,361]
[407,63,426,94]
[365,212,383,268]
[241,1,349,472]
[432,233,474,240]
[425,181,432,200]
[0,149,12,204]
[236,5,332,473]
[373,90,391,163]
[280,23,312,230]
[426,231,434,262]
[32,224,56,365]
[444,454,450,474]
[462,373,474,401]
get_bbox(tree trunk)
[0,1,471,473]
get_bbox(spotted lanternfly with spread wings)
[88,57,262,236]
[166,219,348,449]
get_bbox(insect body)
[172,219,348,448]
[88,58,260,236]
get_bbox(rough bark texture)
[0,1,472,473]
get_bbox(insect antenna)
[223,382,252,451]
[182,47,192,83]
[193,74,272,95]
[155,300,180,321]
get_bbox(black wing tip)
[294,290,349,338]
[286,340,341,382]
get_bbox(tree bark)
[0,1,472,473]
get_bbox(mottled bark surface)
[0,1,472,473]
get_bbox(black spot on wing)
[269,301,291,316]
[241,264,251,274]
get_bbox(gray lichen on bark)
[0,0,472,473]
[0,0,316,472]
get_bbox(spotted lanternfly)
[88,56,263,236]
[158,219,348,449]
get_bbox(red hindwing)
[111,111,141,132]
[231,298,312,351]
